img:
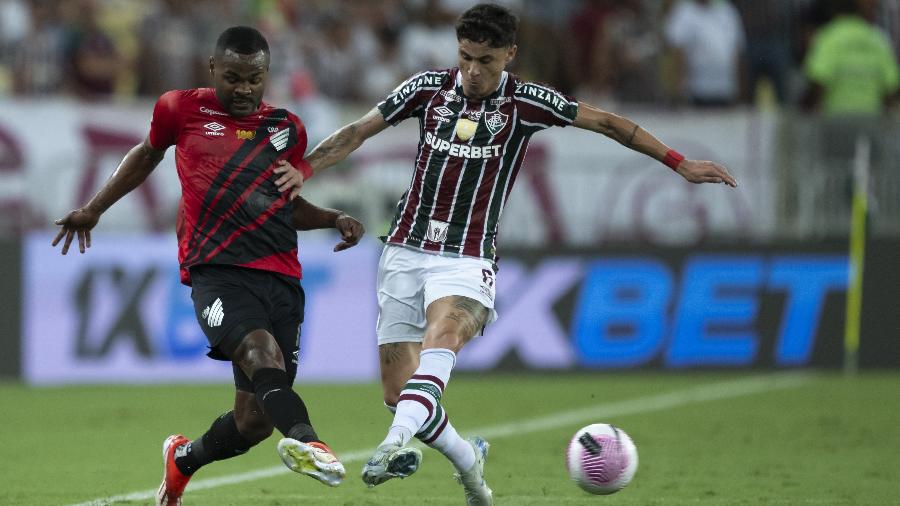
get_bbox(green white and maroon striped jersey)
[377,68,578,263]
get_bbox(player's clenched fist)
[334,214,365,252]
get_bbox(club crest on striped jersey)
[455,118,477,141]
[485,110,508,136]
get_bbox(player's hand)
[333,213,365,252]
[675,160,738,188]
[51,207,101,255]
[273,160,305,200]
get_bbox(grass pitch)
[2,372,898,505]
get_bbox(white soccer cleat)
[360,441,423,487]
[277,438,346,487]
[455,436,493,506]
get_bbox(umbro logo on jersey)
[202,298,224,327]
[434,106,453,117]
[270,129,290,151]
[204,122,226,136]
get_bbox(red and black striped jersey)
[149,88,307,285]
[377,68,578,263]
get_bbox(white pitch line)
[68,372,814,506]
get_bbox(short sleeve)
[148,90,182,150]
[286,114,312,178]
[515,81,579,133]
[285,114,309,167]
[377,70,449,125]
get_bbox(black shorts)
[190,264,304,391]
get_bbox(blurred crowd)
[0,0,898,114]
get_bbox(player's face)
[209,49,269,117]
[458,39,516,99]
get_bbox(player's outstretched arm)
[572,102,737,187]
[291,196,365,252]
[304,107,389,176]
[52,138,166,254]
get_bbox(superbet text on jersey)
[377,69,578,262]
[149,88,308,285]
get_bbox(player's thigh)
[266,277,304,385]
[423,296,491,351]
[422,255,497,349]
[376,245,428,346]
[379,341,422,405]
[190,265,273,363]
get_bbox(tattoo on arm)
[306,124,359,170]
[445,297,490,338]
[626,124,640,146]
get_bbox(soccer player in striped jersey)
[52,27,364,504]
[300,4,737,504]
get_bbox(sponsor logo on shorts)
[203,298,224,327]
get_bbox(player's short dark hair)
[215,26,269,56]
[455,3,518,48]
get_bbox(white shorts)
[376,244,498,345]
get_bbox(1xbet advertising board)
[23,234,891,384]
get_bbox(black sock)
[251,368,319,443]
[174,411,254,476]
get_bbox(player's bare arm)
[52,138,166,255]
[304,107,389,176]
[572,102,738,188]
[290,196,365,252]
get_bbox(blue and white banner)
[23,233,854,385]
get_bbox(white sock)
[379,348,455,447]
[424,419,476,472]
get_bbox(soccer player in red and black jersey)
[51,26,361,504]
[296,4,737,504]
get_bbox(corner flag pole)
[843,135,870,375]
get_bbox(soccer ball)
[566,423,638,495]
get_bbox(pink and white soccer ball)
[566,423,638,495]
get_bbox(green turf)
[2,372,898,505]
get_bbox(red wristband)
[297,159,313,181]
[663,150,685,171]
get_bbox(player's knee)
[423,329,465,352]
[233,331,284,376]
